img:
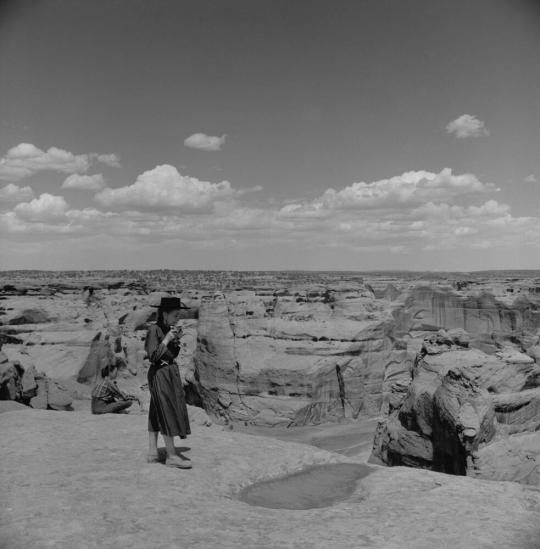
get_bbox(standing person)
[145,297,192,469]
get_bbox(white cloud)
[414,199,510,220]
[0,143,121,181]
[92,153,121,168]
[279,168,496,216]
[14,193,69,222]
[3,194,539,258]
[184,133,226,151]
[524,174,537,183]
[62,173,106,191]
[0,143,90,180]
[0,183,34,204]
[446,114,489,138]
[94,164,239,213]
[3,164,539,264]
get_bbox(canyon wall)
[1,281,539,434]
[370,331,540,484]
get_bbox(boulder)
[77,332,113,383]
[8,308,51,325]
[29,376,73,411]
[0,361,23,401]
[187,404,212,426]
[29,379,48,409]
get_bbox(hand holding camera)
[164,324,183,345]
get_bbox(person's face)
[164,309,182,326]
[109,367,118,380]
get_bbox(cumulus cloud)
[446,114,489,138]
[0,143,91,180]
[62,173,106,191]
[279,168,496,217]
[3,163,539,265]
[94,164,240,213]
[0,143,121,181]
[524,174,537,183]
[184,133,226,151]
[14,193,69,222]
[0,183,34,204]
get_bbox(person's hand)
[163,325,181,345]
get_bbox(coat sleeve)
[145,325,179,365]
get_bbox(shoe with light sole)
[165,456,192,469]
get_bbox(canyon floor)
[2,407,540,549]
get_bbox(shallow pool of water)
[238,463,373,510]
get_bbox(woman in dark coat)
[145,297,191,469]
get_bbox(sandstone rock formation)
[392,285,540,342]
[1,409,539,549]
[1,278,539,439]
[371,330,540,484]
[193,286,412,426]
[0,353,24,401]
[0,348,73,411]
[8,308,52,325]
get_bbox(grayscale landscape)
[1,1,540,548]
[1,269,539,548]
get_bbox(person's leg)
[92,399,132,414]
[106,400,132,413]
[163,435,176,459]
[148,431,159,461]
[163,434,192,468]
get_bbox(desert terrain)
[1,270,540,548]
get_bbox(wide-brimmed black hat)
[154,296,190,310]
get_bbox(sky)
[0,0,539,271]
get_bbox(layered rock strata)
[193,286,411,426]
[371,330,540,484]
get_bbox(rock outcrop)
[194,286,412,426]
[0,347,73,411]
[371,330,540,484]
[393,286,540,341]
[1,409,539,549]
[1,279,539,438]
[8,308,52,325]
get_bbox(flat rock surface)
[1,410,539,549]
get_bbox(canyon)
[2,270,540,548]
[1,270,539,486]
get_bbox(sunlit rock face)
[371,331,540,485]
[393,286,540,339]
[193,285,411,426]
[1,279,538,440]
